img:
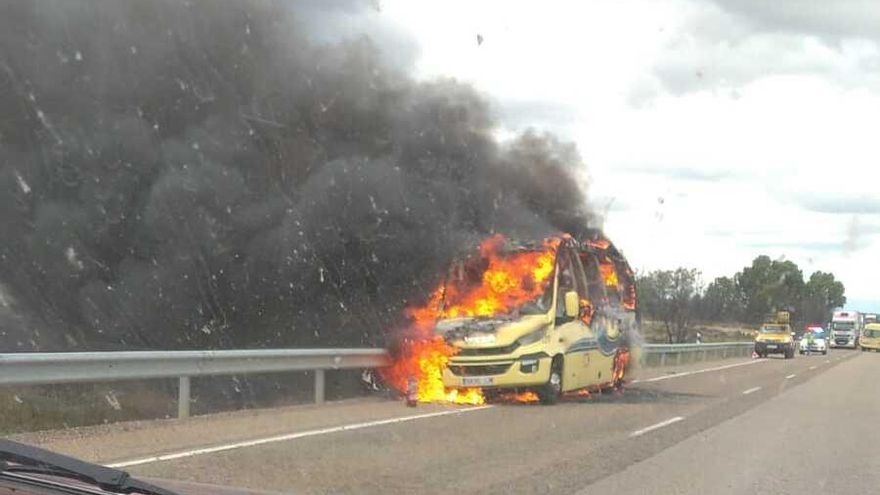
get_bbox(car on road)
[799,326,828,355]
[754,322,796,359]
[859,324,880,352]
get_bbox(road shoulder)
[577,352,876,495]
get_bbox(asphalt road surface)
[12,349,875,495]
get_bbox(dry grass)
[0,371,366,434]
[640,320,757,344]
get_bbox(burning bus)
[383,230,638,405]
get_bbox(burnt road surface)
[12,350,874,495]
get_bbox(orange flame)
[599,261,619,288]
[408,235,558,328]
[382,338,485,405]
[613,349,630,383]
[382,235,560,405]
[579,297,594,324]
[496,391,540,403]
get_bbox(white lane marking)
[825,360,830,363]
[786,374,796,379]
[107,406,494,468]
[632,359,765,384]
[742,386,761,395]
[809,365,817,370]
[629,416,685,438]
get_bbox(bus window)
[580,251,607,304]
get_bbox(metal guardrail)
[0,349,391,418]
[0,343,752,419]
[640,342,753,367]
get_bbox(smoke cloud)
[0,1,596,351]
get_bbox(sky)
[363,0,879,312]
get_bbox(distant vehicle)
[859,323,880,352]
[829,310,862,349]
[754,311,796,359]
[864,313,878,325]
[799,326,827,355]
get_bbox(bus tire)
[539,357,563,405]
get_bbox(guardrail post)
[314,369,325,404]
[660,352,667,367]
[676,351,682,366]
[178,376,191,419]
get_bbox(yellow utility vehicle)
[754,311,796,359]
[859,323,880,352]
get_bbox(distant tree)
[736,256,805,324]
[700,276,744,322]
[800,271,846,325]
[637,268,702,343]
[642,257,848,333]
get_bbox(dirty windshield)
[2,1,880,495]
[438,238,556,319]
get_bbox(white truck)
[829,310,862,349]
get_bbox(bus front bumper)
[442,355,552,390]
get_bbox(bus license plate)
[462,377,494,387]
[766,344,777,349]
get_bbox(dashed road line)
[742,386,761,395]
[809,365,817,370]
[785,374,796,379]
[629,416,685,438]
[106,405,494,468]
[633,359,766,384]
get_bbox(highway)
[11,350,876,495]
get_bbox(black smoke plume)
[0,0,596,352]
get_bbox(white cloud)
[380,0,880,308]
[649,1,880,96]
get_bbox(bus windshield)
[440,246,556,318]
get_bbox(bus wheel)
[539,358,563,405]
[482,390,501,403]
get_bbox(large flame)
[382,234,560,404]
[384,338,485,405]
[407,235,558,328]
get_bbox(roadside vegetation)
[637,255,846,343]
